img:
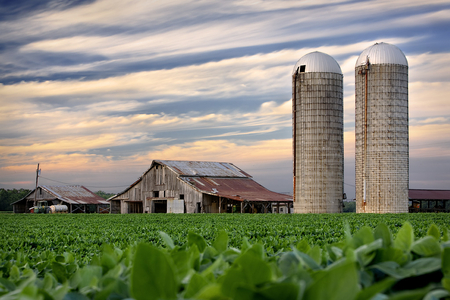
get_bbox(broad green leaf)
[219,265,247,298]
[354,239,383,267]
[308,245,322,265]
[293,248,322,271]
[411,236,441,257]
[76,265,102,290]
[443,227,449,242]
[171,250,195,283]
[442,247,450,277]
[188,232,207,253]
[101,252,117,274]
[184,273,209,299]
[160,231,175,250]
[64,292,90,300]
[259,282,300,300]
[387,287,429,300]
[241,237,251,252]
[296,240,311,253]
[356,277,396,300]
[245,243,264,260]
[374,223,392,248]
[201,256,226,279]
[403,257,441,276]
[55,255,65,263]
[372,257,441,279]
[278,252,300,277]
[394,222,414,252]
[131,243,177,300]
[374,247,409,265]
[212,230,228,254]
[234,251,273,286]
[352,226,374,248]
[234,286,257,300]
[442,278,450,292]
[49,282,70,300]
[344,221,353,246]
[51,262,67,283]
[43,272,55,290]
[305,261,360,300]
[0,278,16,291]
[423,289,450,300]
[427,224,440,240]
[193,283,227,300]
[9,265,20,282]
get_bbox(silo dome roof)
[356,42,408,66]
[292,51,342,75]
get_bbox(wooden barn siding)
[26,189,54,202]
[115,164,205,213]
[14,188,56,213]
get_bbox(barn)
[12,185,110,213]
[108,160,292,214]
[409,189,450,213]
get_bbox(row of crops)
[1,213,450,299]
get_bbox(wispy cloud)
[1,0,449,196]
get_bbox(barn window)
[300,65,306,73]
[180,194,184,200]
[153,191,159,197]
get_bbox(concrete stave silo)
[292,52,344,213]
[355,42,409,213]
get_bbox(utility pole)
[33,163,40,207]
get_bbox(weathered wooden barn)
[12,185,110,213]
[409,189,450,213]
[109,160,292,214]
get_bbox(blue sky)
[1,0,449,198]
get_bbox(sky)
[1,0,449,199]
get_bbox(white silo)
[292,51,344,213]
[355,42,409,213]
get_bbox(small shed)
[109,160,292,214]
[12,185,110,213]
[409,189,450,213]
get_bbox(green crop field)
[1,213,450,299]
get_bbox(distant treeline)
[0,189,115,211]
[95,190,116,199]
[343,201,356,213]
[0,188,31,211]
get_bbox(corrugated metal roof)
[181,177,292,202]
[356,42,408,66]
[293,51,342,75]
[156,160,251,178]
[40,185,109,205]
[409,189,450,200]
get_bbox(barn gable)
[109,160,292,214]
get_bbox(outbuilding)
[409,189,450,213]
[108,160,292,214]
[12,185,110,213]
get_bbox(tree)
[94,190,116,200]
[343,201,356,213]
[0,188,31,211]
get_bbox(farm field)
[2,213,450,259]
[1,213,450,299]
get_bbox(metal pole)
[33,163,40,207]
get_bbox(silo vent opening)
[300,65,306,72]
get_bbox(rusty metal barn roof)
[181,177,292,202]
[40,185,109,205]
[409,189,450,200]
[155,160,251,178]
